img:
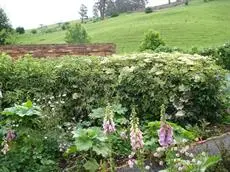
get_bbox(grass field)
[17,0,230,53]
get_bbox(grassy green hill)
[17,0,230,53]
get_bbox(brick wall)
[0,43,116,59]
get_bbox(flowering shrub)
[0,52,227,124]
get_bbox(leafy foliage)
[0,102,60,172]
[65,23,90,44]
[0,53,227,124]
[145,7,153,14]
[140,30,165,51]
[16,27,25,34]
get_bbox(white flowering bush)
[0,52,227,124]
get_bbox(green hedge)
[199,42,230,71]
[153,42,230,71]
[0,52,227,124]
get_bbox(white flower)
[192,159,196,163]
[201,152,206,156]
[173,147,178,151]
[197,160,202,165]
[178,166,184,171]
[154,152,160,157]
[182,139,187,143]
[189,153,194,158]
[157,147,165,152]
[185,152,190,157]
[176,153,180,157]
[145,165,150,170]
[0,89,3,98]
[159,161,164,166]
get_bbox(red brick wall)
[0,44,116,59]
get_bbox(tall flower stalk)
[130,109,144,151]
[102,103,116,172]
[158,104,173,147]
[103,104,116,134]
[128,107,144,170]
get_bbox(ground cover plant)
[16,0,230,53]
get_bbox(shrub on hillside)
[111,12,119,18]
[0,53,227,124]
[145,7,153,14]
[31,29,37,34]
[65,23,90,44]
[140,30,165,51]
[61,22,70,30]
[16,27,25,34]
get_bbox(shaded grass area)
[17,0,230,53]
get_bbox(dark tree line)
[94,0,148,19]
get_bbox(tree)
[79,4,88,23]
[94,0,107,20]
[16,27,25,34]
[0,8,13,45]
[65,23,90,44]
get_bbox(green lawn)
[17,0,230,53]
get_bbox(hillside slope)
[17,0,230,53]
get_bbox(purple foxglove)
[158,123,173,147]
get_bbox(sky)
[0,0,175,29]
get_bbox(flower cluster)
[102,104,116,134]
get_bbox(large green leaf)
[75,137,93,151]
[83,159,99,172]
[92,143,111,157]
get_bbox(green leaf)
[75,137,93,151]
[89,108,104,119]
[92,144,111,157]
[24,100,33,108]
[65,145,78,156]
[200,155,221,172]
[83,159,99,172]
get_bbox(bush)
[16,27,25,34]
[111,12,119,18]
[198,43,230,71]
[31,29,37,34]
[0,53,227,124]
[65,23,90,44]
[145,7,153,14]
[154,45,183,53]
[140,30,165,51]
[61,22,70,30]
